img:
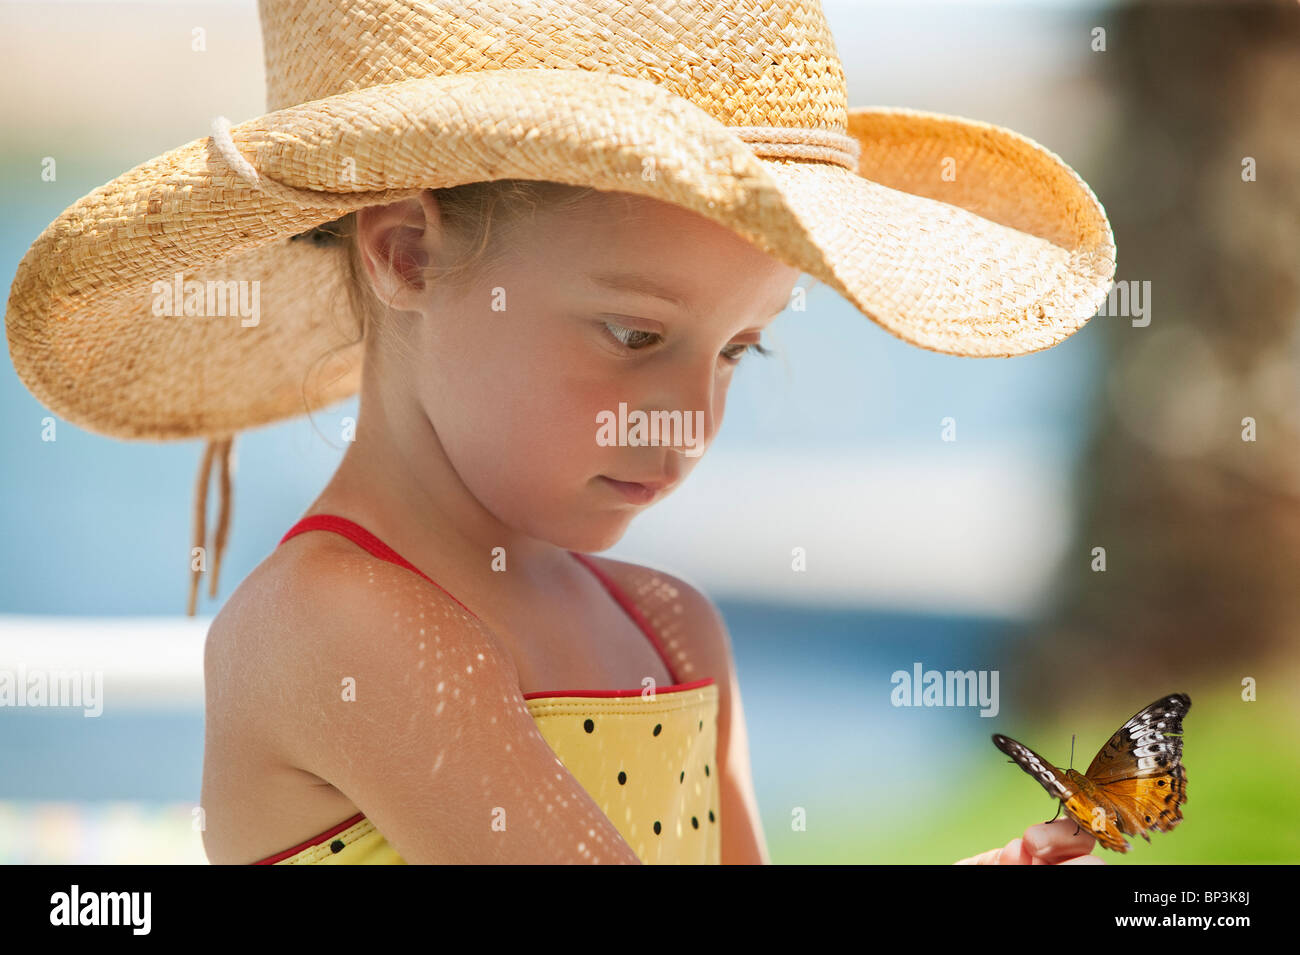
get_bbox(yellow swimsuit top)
[253,514,721,865]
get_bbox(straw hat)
[4,0,1116,616]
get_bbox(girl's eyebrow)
[588,270,687,310]
[588,270,789,319]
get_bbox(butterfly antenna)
[1069,733,1077,770]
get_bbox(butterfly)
[992,693,1190,853]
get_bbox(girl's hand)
[954,820,1105,865]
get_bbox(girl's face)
[367,189,801,554]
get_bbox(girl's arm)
[716,664,769,864]
[669,582,769,864]
[266,554,644,864]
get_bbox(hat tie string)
[188,435,234,617]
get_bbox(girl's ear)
[355,190,442,312]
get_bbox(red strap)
[569,551,679,685]
[279,514,479,618]
[278,514,678,683]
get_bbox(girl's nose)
[670,386,717,456]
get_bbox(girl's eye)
[720,341,772,364]
[602,321,660,350]
[602,320,773,364]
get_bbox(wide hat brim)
[5,67,1116,442]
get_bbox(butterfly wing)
[993,733,1076,802]
[1097,771,1187,842]
[993,733,1133,853]
[1061,788,1136,853]
[1085,693,1190,783]
[1084,693,1190,844]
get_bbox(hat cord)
[210,116,383,210]
[210,116,862,209]
[729,126,861,170]
[188,436,234,617]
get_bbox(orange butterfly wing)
[1084,693,1190,844]
[993,693,1190,854]
[992,733,1132,852]
[1059,787,1134,853]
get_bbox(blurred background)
[2,0,1298,865]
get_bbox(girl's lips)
[597,475,660,504]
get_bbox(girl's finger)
[955,833,1070,865]
[998,837,1033,865]
[1022,819,1097,862]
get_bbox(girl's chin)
[548,511,637,554]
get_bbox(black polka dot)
[1157,779,1166,787]
[330,839,345,853]
[617,771,627,785]
[691,817,699,829]
[583,718,594,733]
[653,821,661,835]
[708,810,715,823]
[1145,815,1152,822]
[653,723,661,736]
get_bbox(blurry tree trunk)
[1016,0,1300,713]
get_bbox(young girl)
[4,0,1117,865]
[203,182,783,864]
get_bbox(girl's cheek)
[500,389,590,463]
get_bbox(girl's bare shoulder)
[204,530,497,712]
[208,531,365,658]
